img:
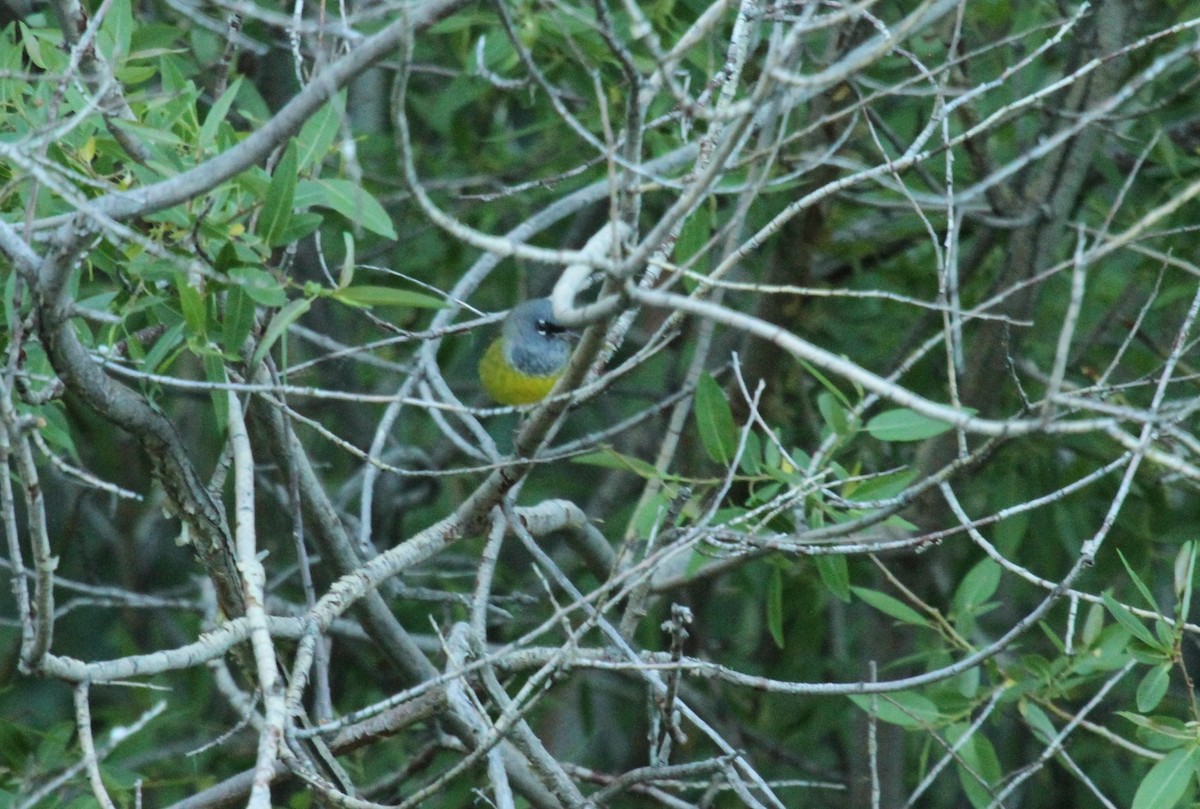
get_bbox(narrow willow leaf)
[175,276,206,338]
[222,287,256,358]
[767,567,785,649]
[1136,664,1171,713]
[850,586,929,627]
[694,373,737,465]
[675,204,710,269]
[866,408,960,442]
[295,179,397,239]
[1102,592,1161,650]
[199,76,243,150]
[1118,550,1163,614]
[258,140,298,248]
[953,728,1003,809]
[798,359,852,410]
[1081,601,1105,646]
[1019,700,1057,745]
[1131,746,1197,809]
[228,266,286,307]
[848,692,941,728]
[815,555,850,603]
[817,391,849,437]
[331,285,446,309]
[953,559,1002,616]
[99,0,132,61]
[296,92,344,170]
[571,447,662,480]
[338,231,356,289]
[250,297,311,370]
[204,352,227,435]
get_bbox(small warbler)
[478,298,575,405]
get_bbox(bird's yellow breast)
[478,338,561,405]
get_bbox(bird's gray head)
[503,298,574,377]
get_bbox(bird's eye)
[537,319,567,336]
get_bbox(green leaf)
[992,469,1031,555]
[115,64,157,85]
[204,352,228,435]
[1118,710,1195,748]
[142,322,185,374]
[199,76,243,151]
[675,204,710,270]
[250,297,311,370]
[949,665,979,700]
[630,490,674,539]
[850,586,929,627]
[817,391,849,437]
[866,408,963,442]
[258,141,298,248]
[1118,550,1163,615]
[38,402,78,461]
[694,373,737,465]
[228,266,287,307]
[738,431,762,475]
[222,287,257,357]
[338,231,356,289]
[294,179,397,239]
[949,724,1003,809]
[1137,664,1172,713]
[1081,601,1105,646]
[1155,620,1175,650]
[1131,746,1197,809]
[1119,713,1192,751]
[276,212,324,245]
[572,447,663,481]
[815,555,850,603]
[1020,652,1058,684]
[99,0,132,61]
[953,559,1001,616]
[767,567,785,649]
[175,277,206,338]
[158,51,187,93]
[1102,592,1161,650]
[848,692,941,729]
[1019,700,1057,745]
[296,93,344,170]
[1038,621,1067,655]
[1174,541,1197,609]
[105,118,184,146]
[34,722,74,768]
[846,467,916,502]
[236,167,271,199]
[20,24,52,70]
[798,359,851,410]
[331,285,446,310]
[1074,624,1135,675]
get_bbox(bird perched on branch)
[478,298,575,405]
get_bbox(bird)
[478,298,575,405]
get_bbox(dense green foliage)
[5,1,1200,807]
